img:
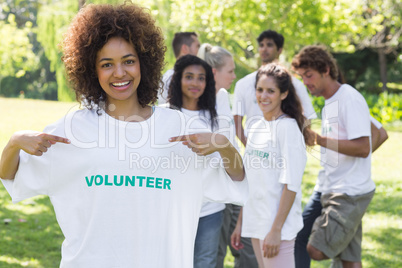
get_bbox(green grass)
[0,97,401,267]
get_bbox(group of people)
[0,2,388,268]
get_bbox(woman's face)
[255,74,287,120]
[95,37,141,106]
[181,65,206,102]
[214,56,236,90]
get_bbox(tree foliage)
[36,0,79,101]
[0,14,37,95]
[1,0,401,100]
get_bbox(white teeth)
[112,81,129,87]
[261,101,270,104]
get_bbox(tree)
[0,14,37,96]
[37,0,79,101]
[354,0,402,91]
[167,0,362,71]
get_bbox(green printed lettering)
[95,175,103,186]
[146,177,155,188]
[85,175,95,187]
[114,175,124,186]
[125,176,135,186]
[163,179,171,190]
[155,178,163,189]
[104,175,113,186]
[137,176,146,187]
[263,152,269,159]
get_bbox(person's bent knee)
[306,243,328,261]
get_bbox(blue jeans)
[295,191,322,268]
[194,210,224,268]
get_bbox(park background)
[0,0,401,267]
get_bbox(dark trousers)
[216,204,258,268]
[294,191,322,268]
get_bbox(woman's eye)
[126,60,135,64]
[101,63,112,68]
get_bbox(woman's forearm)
[270,185,296,233]
[216,134,245,181]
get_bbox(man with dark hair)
[292,45,375,268]
[232,30,316,146]
[229,29,316,268]
[158,32,200,104]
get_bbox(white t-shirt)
[315,84,375,195]
[242,117,306,241]
[180,107,235,218]
[232,71,317,136]
[1,107,248,268]
[216,88,239,151]
[157,69,174,105]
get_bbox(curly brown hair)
[291,45,338,80]
[61,2,166,109]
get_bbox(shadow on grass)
[363,227,402,267]
[0,193,63,268]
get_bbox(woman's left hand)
[262,230,281,258]
[169,133,229,156]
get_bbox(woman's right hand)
[230,221,244,250]
[11,130,70,156]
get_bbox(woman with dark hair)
[0,3,247,267]
[168,54,218,130]
[167,54,231,268]
[231,63,309,268]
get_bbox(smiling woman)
[95,37,143,119]
[0,2,247,268]
[62,3,165,111]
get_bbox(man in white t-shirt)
[158,32,201,105]
[232,30,317,146]
[292,45,375,268]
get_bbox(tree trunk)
[378,47,388,92]
[79,0,85,9]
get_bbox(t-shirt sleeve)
[180,110,248,205]
[370,115,382,129]
[277,121,306,193]
[1,148,52,203]
[342,94,371,140]
[292,77,317,120]
[0,122,64,203]
[201,155,248,206]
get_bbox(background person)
[232,29,316,147]
[231,63,309,268]
[157,32,201,104]
[292,45,375,268]
[197,43,257,268]
[166,54,241,268]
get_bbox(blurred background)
[0,0,401,123]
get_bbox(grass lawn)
[0,97,401,267]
